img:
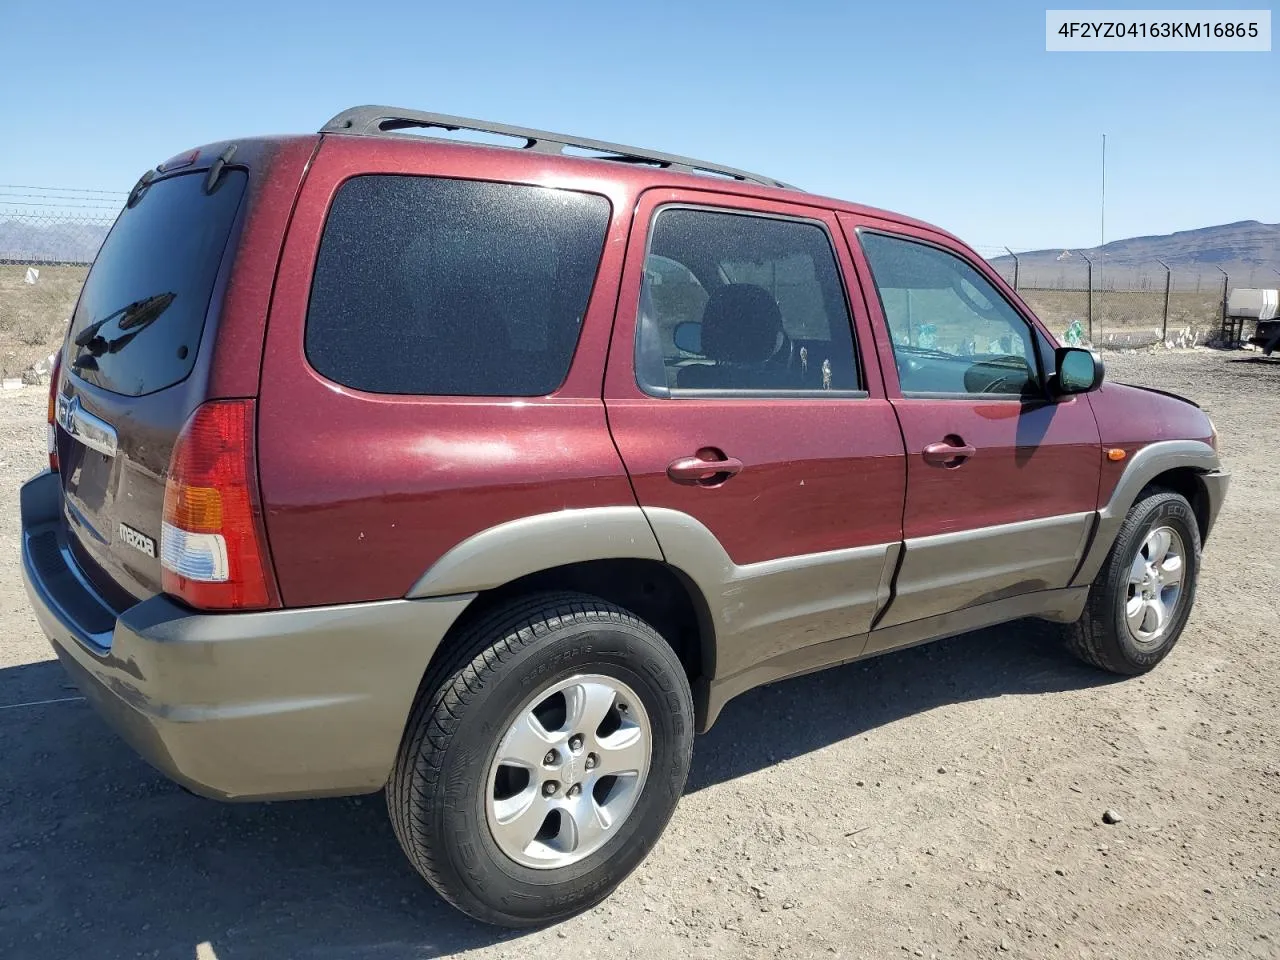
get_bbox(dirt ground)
[0,348,1276,960]
[0,265,85,379]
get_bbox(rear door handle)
[922,440,976,467]
[666,452,743,486]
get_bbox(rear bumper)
[20,471,475,801]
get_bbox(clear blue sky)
[2,0,1275,252]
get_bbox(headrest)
[699,284,783,364]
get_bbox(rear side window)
[635,207,861,395]
[66,169,247,397]
[305,176,610,396]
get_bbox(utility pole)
[1099,133,1106,339]
[1100,134,1106,256]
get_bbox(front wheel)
[387,592,694,928]
[1066,489,1201,674]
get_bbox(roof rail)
[319,105,798,190]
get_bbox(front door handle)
[922,439,976,467]
[667,451,744,486]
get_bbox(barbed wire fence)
[974,243,1280,350]
[0,187,125,379]
[0,186,1275,354]
[0,185,124,266]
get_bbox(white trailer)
[1228,288,1280,321]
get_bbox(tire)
[1066,488,1201,674]
[387,592,694,928]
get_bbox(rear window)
[66,169,247,397]
[305,176,610,396]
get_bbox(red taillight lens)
[47,351,62,472]
[160,399,280,611]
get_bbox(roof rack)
[320,105,798,190]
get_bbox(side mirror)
[1053,346,1104,395]
[673,321,702,355]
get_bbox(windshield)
[66,169,247,396]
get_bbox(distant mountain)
[0,218,112,264]
[2,213,1276,284]
[990,221,1280,288]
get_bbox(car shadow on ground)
[688,618,1116,792]
[0,619,1115,960]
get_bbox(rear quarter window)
[66,169,247,397]
[305,176,611,397]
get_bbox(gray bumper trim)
[21,470,475,801]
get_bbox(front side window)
[306,176,610,397]
[859,232,1039,397]
[635,207,860,394]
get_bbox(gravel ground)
[1,348,1277,960]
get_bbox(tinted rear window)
[66,169,247,396]
[305,176,610,396]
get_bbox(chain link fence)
[0,187,121,379]
[978,245,1280,350]
[0,186,1275,371]
[0,186,121,265]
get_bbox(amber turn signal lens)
[1106,448,1127,462]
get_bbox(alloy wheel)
[1124,525,1185,644]
[485,674,651,870]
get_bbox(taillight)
[160,400,280,611]
[47,351,62,472]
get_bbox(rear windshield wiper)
[71,291,177,364]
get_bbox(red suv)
[21,106,1229,927]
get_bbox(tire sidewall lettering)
[408,598,694,925]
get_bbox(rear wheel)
[387,592,694,928]
[1066,489,1201,674]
